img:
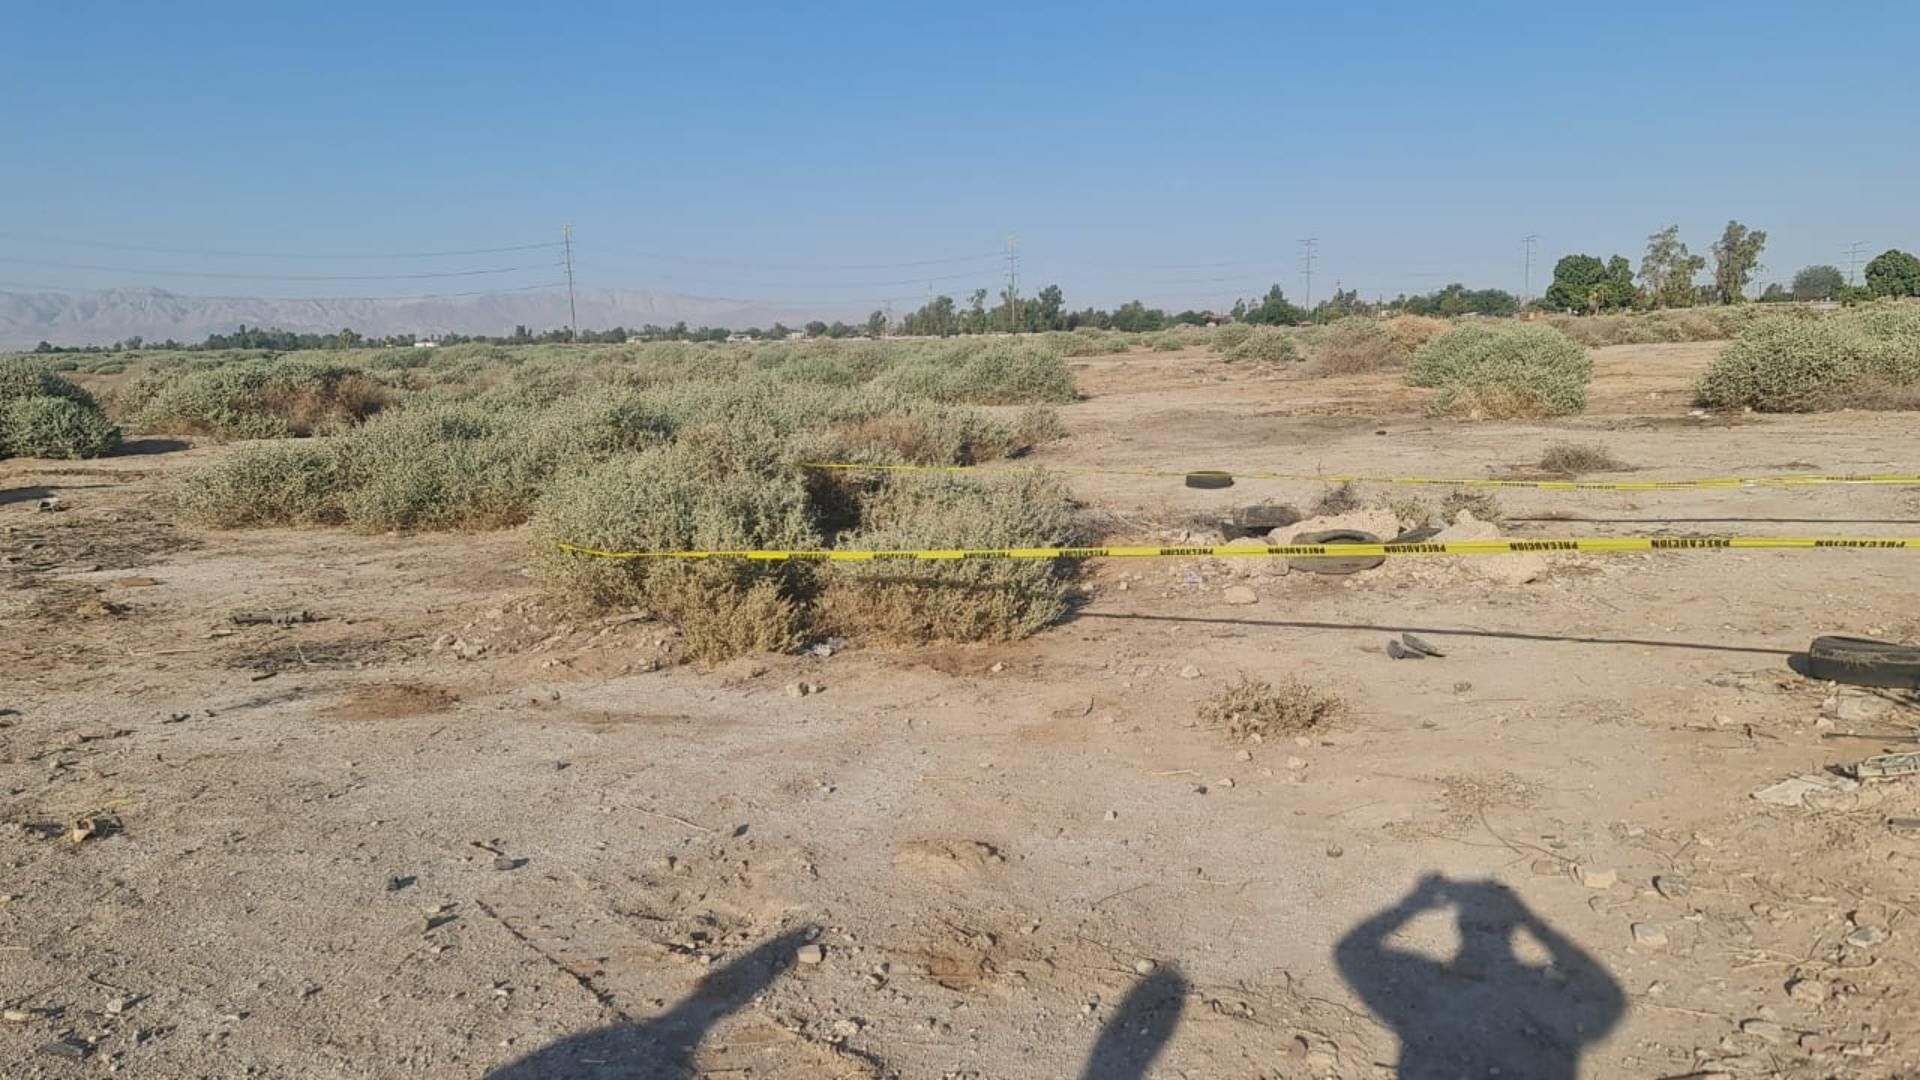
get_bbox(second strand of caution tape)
[557,536,1920,561]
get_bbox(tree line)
[1543,221,1920,313]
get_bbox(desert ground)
[5,341,1919,1079]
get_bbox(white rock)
[1436,511,1546,585]
[1221,586,1258,606]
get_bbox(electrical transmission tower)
[1298,238,1318,309]
[1004,235,1020,333]
[1844,241,1868,287]
[562,223,578,342]
[1523,234,1539,303]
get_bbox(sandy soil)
[5,343,1920,1079]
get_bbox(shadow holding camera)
[1335,875,1624,1080]
[485,927,812,1080]
[1078,965,1188,1079]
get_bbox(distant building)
[411,340,438,348]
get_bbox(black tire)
[1805,636,1920,689]
[1288,529,1385,575]
[1391,526,1443,544]
[1185,471,1234,489]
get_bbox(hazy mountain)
[0,287,823,347]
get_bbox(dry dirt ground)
[5,342,1920,1079]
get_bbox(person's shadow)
[486,927,812,1079]
[1077,965,1188,1079]
[1335,874,1624,1080]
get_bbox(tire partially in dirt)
[1288,529,1385,575]
[1805,635,1920,689]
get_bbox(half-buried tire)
[1805,635,1920,689]
[1185,471,1234,490]
[1288,529,1385,575]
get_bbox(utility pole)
[562,223,578,342]
[1523,234,1539,303]
[1298,238,1318,310]
[1844,241,1868,287]
[1004,235,1020,334]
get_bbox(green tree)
[1640,225,1705,309]
[1759,282,1789,303]
[1032,284,1066,331]
[1865,249,1920,298]
[1709,220,1767,303]
[1790,265,1844,301]
[1109,300,1168,332]
[804,320,829,338]
[865,310,887,337]
[1241,285,1305,325]
[1543,255,1633,312]
[965,289,990,334]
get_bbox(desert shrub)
[1012,405,1067,449]
[1212,323,1256,351]
[1439,489,1503,524]
[1,396,122,459]
[1406,323,1591,417]
[1147,329,1190,352]
[1537,441,1625,475]
[532,443,821,659]
[0,361,120,459]
[817,471,1080,645]
[1049,330,1129,357]
[1314,319,1400,376]
[1198,675,1343,742]
[129,359,390,438]
[1384,495,1434,530]
[870,341,1077,404]
[177,442,349,527]
[1695,307,1920,411]
[1382,315,1451,357]
[1225,326,1298,364]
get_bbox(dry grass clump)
[1312,482,1364,515]
[1383,314,1450,357]
[871,340,1079,404]
[816,471,1081,645]
[1313,319,1400,376]
[1439,489,1504,524]
[1407,323,1591,418]
[1199,675,1343,742]
[1537,441,1626,476]
[1697,304,1920,412]
[0,361,120,459]
[1211,323,1256,351]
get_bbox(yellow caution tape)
[800,461,1920,491]
[558,537,1919,561]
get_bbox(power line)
[572,245,1003,272]
[1523,234,1539,302]
[0,230,564,260]
[562,224,578,342]
[1005,235,1020,333]
[0,255,558,282]
[0,279,568,302]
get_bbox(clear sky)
[2,1,1915,313]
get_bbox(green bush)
[1211,323,1256,351]
[1225,326,1298,364]
[2,396,123,459]
[870,341,1077,404]
[1406,323,1591,417]
[0,360,121,459]
[1697,305,1920,411]
[128,359,390,438]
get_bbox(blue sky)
[2,1,1914,313]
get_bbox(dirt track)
[5,343,1920,1078]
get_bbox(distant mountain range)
[0,287,821,347]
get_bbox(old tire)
[1805,636,1920,689]
[1288,528,1385,575]
[1185,471,1234,489]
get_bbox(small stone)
[1787,976,1830,1005]
[1325,843,1344,858]
[1132,959,1156,975]
[785,682,811,699]
[38,1039,90,1059]
[1845,925,1888,948]
[1103,810,1117,822]
[105,997,128,1015]
[1654,874,1691,899]
[492,855,519,871]
[1630,922,1668,948]
[795,944,825,965]
[1576,864,1619,890]
[1217,777,1234,789]
[1221,586,1258,606]
[1178,665,1202,680]
[3,1008,31,1023]
[1234,750,1252,762]
[1740,1018,1788,1043]
[1191,784,1208,795]
[1799,1033,1831,1053]
[989,662,1006,673]
[1284,756,1307,770]
[1530,858,1563,876]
